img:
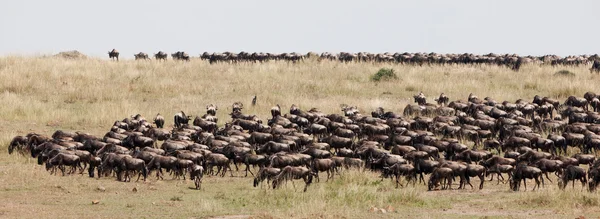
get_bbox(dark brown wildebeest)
[256,141,290,155]
[253,167,281,187]
[311,158,336,182]
[464,164,486,190]
[572,153,595,165]
[122,134,154,149]
[248,132,273,146]
[558,165,586,190]
[486,164,513,184]
[510,163,544,191]
[588,165,600,191]
[154,113,165,128]
[174,111,191,129]
[205,153,232,177]
[320,135,353,152]
[532,158,563,182]
[190,164,204,190]
[428,167,454,190]
[45,153,81,176]
[8,135,28,155]
[415,158,439,184]
[413,92,426,105]
[565,96,589,111]
[171,51,190,61]
[435,93,449,106]
[117,156,148,182]
[590,60,600,73]
[155,51,168,61]
[383,163,416,188]
[301,148,331,159]
[146,155,178,180]
[134,52,149,60]
[271,166,314,192]
[108,49,119,61]
[242,154,267,177]
[194,116,218,133]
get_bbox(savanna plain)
[1,56,599,219]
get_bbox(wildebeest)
[271,166,314,192]
[383,163,416,188]
[154,113,165,128]
[46,153,81,176]
[590,60,600,73]
[435,93,449,106]
[190,164,204,190]
[171,51,190,61]
[174,111,191,129]
[108,49,119,61]
[253,167,281,187]
[510,163,543,191]
[117,156,148,182]
[558,165,586,190]
[8,135,28,155]
[311,158,336,182]
[155,51,168,60]
[428,167,454,190]
[134,52,149,60]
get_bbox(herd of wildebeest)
[10,91,600,192]
[108,49,600,72]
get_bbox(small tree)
[370,68,398,82]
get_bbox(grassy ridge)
[1,57,600,218]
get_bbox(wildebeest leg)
[245,164,253,177]
[479,174,485,190]
[316,171,320,183]
[303,176,311,192]
[215,166,222,176]
[79,163,87,174]
[466,176,474,189]
[136,170,142,182]
[544,172,553,183]
[523,179,527,191]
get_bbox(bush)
[554,70,575,77]
[370,68,398,82]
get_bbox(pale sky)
[1,0,598,58]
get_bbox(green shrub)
[370,68,398,82]
[554,70,575,77]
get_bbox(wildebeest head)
[206,104,218,116]
[271,105,281,118]
[232,102,244,113]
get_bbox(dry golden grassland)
[1,57,600,219]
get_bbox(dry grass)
[1,57,600,218]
